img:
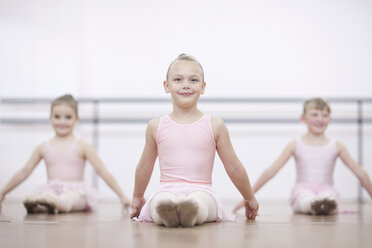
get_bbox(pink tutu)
[35,179,98,211]
[290,183,339,205]
[137,182,234,222]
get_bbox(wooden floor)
[1,201,371,248]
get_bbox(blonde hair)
[303,97,331,114]
[51,94,79,117]
[166,53,204,81]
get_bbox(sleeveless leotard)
[36,137,97,210]
[290,137,339,206]
[157,114,216,184]
[44,138,86,181]
[294,137,338,185]
[138,115,230,222]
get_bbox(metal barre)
[1,118,372,124]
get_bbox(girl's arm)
[0,143,44,212]
[252,140,296,193]
[337,141,372,198]
[212,117,258,219]
[131,119,159,218]
[233,140,295,212]
[81,140,131,210]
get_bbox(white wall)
[0,0,372,202]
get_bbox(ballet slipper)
[156,200,179,227]
[178,199,198,227]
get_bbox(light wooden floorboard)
[0,201,371,248]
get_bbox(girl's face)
[50,104,79,137]
[164,60,206,108]
[301,107,331,135]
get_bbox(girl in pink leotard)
[233,98,372,215]
[0,95,130,214]
[130,54,258,227]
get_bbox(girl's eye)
[66,115,72,120]
[191,78,199,83]
[174,78,181,82]
[54,115,60,119]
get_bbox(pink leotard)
[44,138,86,181]
[294,137,338,185]
[137,115,231,222]
[290,137,339,206]
[36,137,97,210]
[157,115,216,184]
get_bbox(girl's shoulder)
[76,138,94,158]
[148,117,161,127]
[335,140,347,153]
[36,141,48,157]
[76,138,91,147]
[286,139,297,153]
[76,138,96,150]
[210,116,228,140]
[210,115,223,122]
[210,116,225,128]
[147,117,161,132]
[146,117,161,140]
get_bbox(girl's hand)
[232,200,245,214]
[244,198,259,220]
[120,195,131,214]
[131,196,146,219]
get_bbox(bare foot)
[178,199,198,227]
[156,200,179,227]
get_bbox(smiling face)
[164,60,206,109]
[50,104,79,137]
[301,106,331,135]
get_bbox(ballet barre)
[1,97,371,202]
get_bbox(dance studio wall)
[1,0,371,202]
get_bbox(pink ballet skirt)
[35,179,98,211]
[137,181,234,222]
[290,182,339,205]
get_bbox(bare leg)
[150,192,180,227]
[57,191,87,213]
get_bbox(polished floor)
[0,200,371,248]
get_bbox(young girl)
[130,54,258,227]
[0,95,130,214]
[233,98,372,215]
